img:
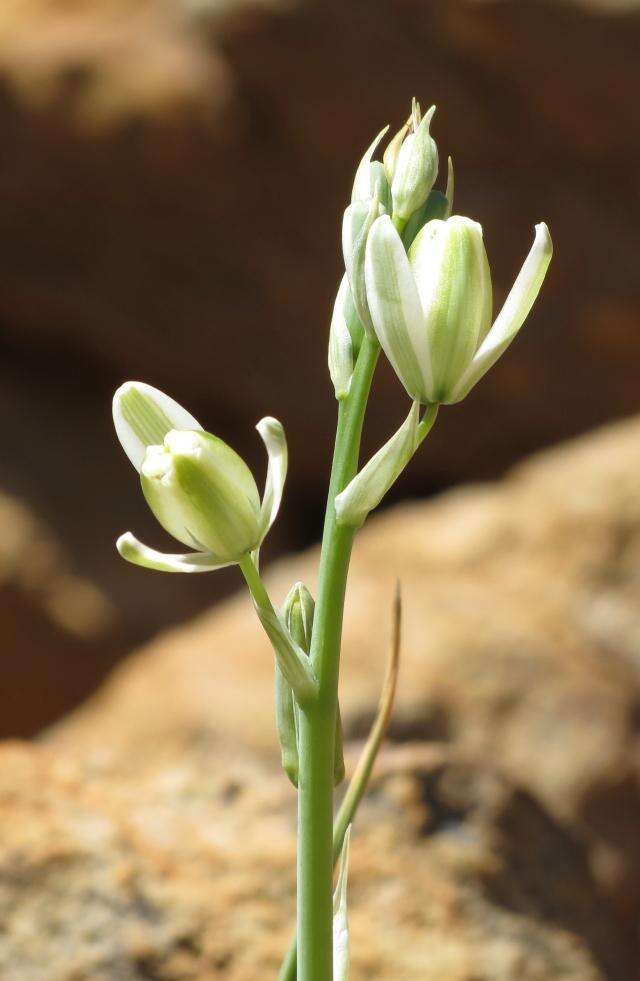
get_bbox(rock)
[53,413,640,937]
[0,488,120,738]
[0,739,629,978]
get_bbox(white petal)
[113,381,202,472]
[328,276,355,399]
[256,416,288,541]
[449,222,553,402]
[335,402,420,528]
[351,125,389,203]
[116,532,231,573]
[342,197,379,336]
[365,215,432,401]
[333,826,352,981]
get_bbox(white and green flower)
[365,214,552,405]
[113,382,287,573]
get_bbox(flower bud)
[364,213,552,405]
[383,120,409,183]
[284,581,314,650]
[278,582,344,786]
[391,103,438,223]
[141,429,262,562]
[328,275,365,399]
[342,189,381,337]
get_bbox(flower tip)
[534,221,553,255]
[116,531,136,559]
[256,415,284,439]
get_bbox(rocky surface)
[0,0,639,647]
[54,413,640,942]
[0,739,630,979]
[0,488,120,737]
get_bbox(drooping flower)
[113,381,287,572]
[364,214,552,404]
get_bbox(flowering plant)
[113,100,552,979]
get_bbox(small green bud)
[141,430,262,562]
[274,581,315,787]
[284,581,314,650]
[279,582,344,787]
[391,103,438,222]
[364,214,553,404]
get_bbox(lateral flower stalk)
[335,402,438,528]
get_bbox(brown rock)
[0,740,628,978]
[0,489,120,737]
[53,414,640,934]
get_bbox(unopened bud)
[328,275,365,399]
[283,581,315,650]
[279,582,344,786]
[342,188,381,337]
[383,120,409,183]
[391,103,438,223]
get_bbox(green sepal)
[278,583,345,787]
[402,189,449,249]
[275,663,300,787]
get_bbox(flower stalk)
[296,334,379,980]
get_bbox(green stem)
[296,336,379,980]
[417,402,439,445]
[279,582,402,981]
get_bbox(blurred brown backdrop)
[0,0,638,736]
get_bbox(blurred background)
[0,0,639,737]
